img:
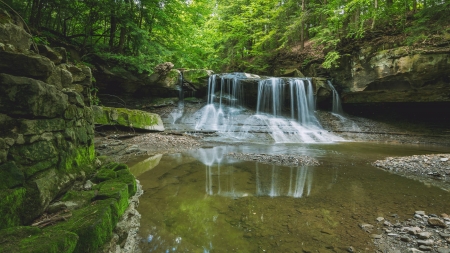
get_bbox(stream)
[129,142,450,253]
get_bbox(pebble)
[371,234,382,239]
[401,236,412,242]
[408,248,423,253]
[417,232,432,239]
[417,239,434,246]
[441,158,449,162]
[376,217,385,222]
[387,233,399,237]
[416,211,426,216]
[429,217,447,228]
[437,248,450,253]
[419,245,432,251]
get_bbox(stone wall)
[0,10,95,229]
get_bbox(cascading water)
[328,80,343,115]
[169,71,185,124]
[193,73,343,143]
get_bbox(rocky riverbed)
[372,154,450,192]
[360,211,450,253]
[227,152,320,166]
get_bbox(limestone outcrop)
[93,105,165,131]
[326,45,450,104]
[0,10,95,229]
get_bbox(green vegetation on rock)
[0,188,26,229]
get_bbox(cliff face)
[329,45,450,104]
[0,10,95,229]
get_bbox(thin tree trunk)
[300,0,305,50]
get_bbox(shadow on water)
[131,142,450,253]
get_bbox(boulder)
[0,45,54,80]
[182,69,214,90]
[0,73,68,118]
[37,44,63,64]
[46,65,73,89]
[147,68,180,89]
[0,11,32,52]
[92,106,165,131]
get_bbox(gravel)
[227,152,320,166]
[361,211,450,253]
[372,154,450,192]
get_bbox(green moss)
[93,181,129,216]
[92,106,164,131]
[112,173,137,198]
[59,143,95,174]
[47,199,120,253]
[0,188,26,229]
[113,163,128,172]
[0,226,78,253]
[9,140,58,166]
[93,168,117,183]
[61,190,96,209]
[0,161,24,189]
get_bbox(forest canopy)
[1,0,449,74]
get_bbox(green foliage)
[322,51,340,69]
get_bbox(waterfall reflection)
[190,147,314,198]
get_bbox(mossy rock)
[0,161,24,189]
[92,168,117,183]
[60,190,96,210]
[0,226,78,253]
[92,105,165,131]
[93,181,129,216]
[47,199,120,253]
[182,69,213,90]
[0,188,26,229]
[96,163,136,197]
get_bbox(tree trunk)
[300,0,305,50]
[118,26,127,54]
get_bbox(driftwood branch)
[32,213,72,228]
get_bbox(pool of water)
[130,142,450,253]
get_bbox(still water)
[130,143,450,253]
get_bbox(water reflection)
[190,146,315,198]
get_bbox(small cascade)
[327,80,343,115]
[169,72,185,124]
[192,73,343,143]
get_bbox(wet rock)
[401,236,412,242]
[417,239,434,246]
[347,246,355,252]
[417,232,432,239]
[416,211,426,216]
[437,248,450,253]
[376,217,385,222]
[419,245,432,251]
[428,217,447,228]
[405,227,422,235]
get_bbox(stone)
[419,245,432,251]
[0,161,24,189]
[153,62,174,76]
[0,74,68,118]
[415,211,426,215]
[371,234,382,239]
[439,232,450,238]
[64,64,87,82]
[37,44,62,64]
[18,118,66,135]
[48,198,121,253]
[83,180,94,190]
[376,217,384,222]
[417,239,434,246]
[0,188,27,229]
[0,225,78,253]
[441,158,449,162]
[0,49,54,80]
[405,227,422,235]
[429,217,447,228]
[92,106,165,131]
[182,69,214,90]
[407,248,423,253]
[437,248,450,253]
[63,90,85,107]
[401,236,412,242]
[53,47,67,63]
[418,232,432,239]
[46,65,73,89]
[147,68,180,89]
[0,19,32,52]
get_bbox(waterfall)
[194,73,343,143]
[327,80,343,115]
[169,71,185,124]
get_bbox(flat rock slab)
[93,105,164,131]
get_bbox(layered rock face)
[0,11,95,229]
[329,46,450,104]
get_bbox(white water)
[194,73,343,143]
